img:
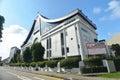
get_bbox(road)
[0,67,64,80]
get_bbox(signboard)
[86,42,107,55]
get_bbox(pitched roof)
[39,9,96,29]
[21,9,97,47]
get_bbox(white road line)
[7,71,32,80]
[34,77,45,80]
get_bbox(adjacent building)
[107,33,120,45]
[21,9,98,60]
[9,47,20,62]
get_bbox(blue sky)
[0,0,120,59]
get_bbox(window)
[47,51,49,57]
[34,20,40,33]
[49,38,51,48]
[71,38,73,40]
[81,28,88,33]
[41,21,60,34]
[66,47,69,53]
[47,39,49,49]
[46,51,51,57]
[46,37,52,58]
[34,38,38,43]
[61,33,64,45]
[61,32,65,55]
[61,47,65,55]
[49,50,51,57]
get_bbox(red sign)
[86,42,107,55]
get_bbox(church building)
[21,9,98,60]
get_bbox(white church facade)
[21,9,98,60]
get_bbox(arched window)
[34,38,38,43]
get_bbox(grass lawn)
[98,72,120,78]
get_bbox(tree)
[0,15,5,39]
[23,47,32,62]
[31,42,45,62]
[111,44,120,56]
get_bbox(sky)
[0,0,120,60]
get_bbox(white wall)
[78,21,97,59]
[66,25,79,56]
[51,33,62,58]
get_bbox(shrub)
[46,60,59,68]
[104,56,120,71]
[30,62,36,67]
[60,57,80,69]
[81,66,107,74]
[0,62,3,66]
[37,61,46,68]
[84,56,102,67]
[113,58,120,71]
[9,63,22,66]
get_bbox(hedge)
[105,56,120,71]
[0,62,3,66]
[37,61,46,68]
[81,66,107,73]
[9,56,81,69]
[46,60,59,68]
[60,57,80,69]
[113,58,120,71]
[84,56,102,67]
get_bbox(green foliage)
[81,66,107,73]
[104,55,120,71]
[60,57,80,69]
[9,63,21,66]
[30,62,36,67]
[46,60,59,68]
[0,15,5,39]
[23,47,32,62]
[37,61,45,68]
[104,55,120,60]
[0,61,3,66]
[84,56,102,67]
[31,42,45,62]
[13,53,18,63]
[111,44,120,56]
[20,63,25,66]
[98,72,120,78]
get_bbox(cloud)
[107,0,120,19]
[0,25,28,60]
[100,0,120,21]
[107,32,114,36]
[93,7,102,14]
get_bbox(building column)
[76,23,85,60]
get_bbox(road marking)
[34,77,45,80]
[36,74,64,80]
[7,71,32,80]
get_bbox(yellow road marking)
[36,74,64,80]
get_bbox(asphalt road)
[0,67,63,80]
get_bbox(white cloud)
[93,7,102,14]
[107,0,120,19]
[100,0,120,21]
[107,32,114,36]
[0,25,28,60]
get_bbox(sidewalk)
[21,69,119,80]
